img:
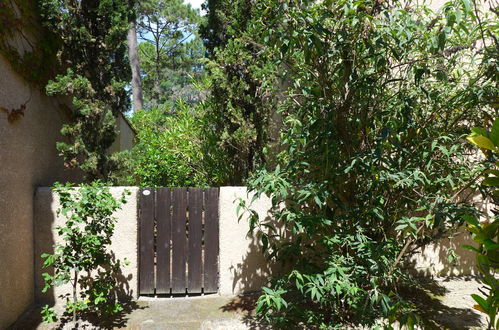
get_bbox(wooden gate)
[138,187,219,295]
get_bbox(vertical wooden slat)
[156,188,171,294]
[204,188,219,293]
[139,188,155,294]
[172,188,187,293]
[188,188,203,292]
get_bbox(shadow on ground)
[221,278,486,330]
[400,277,485,330]
[219,292,267,329]
[10,300,147,330]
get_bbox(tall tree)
[39,0,134,181]
[128,18,144,111]
[199,0,278,184]
[137,0,203,109]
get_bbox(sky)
[185,0,204,10]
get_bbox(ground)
[11,277,487,330]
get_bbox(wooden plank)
[156,188,171,294]
[139,188,155,294]
[171,188,187,293]
[188,188,203,292]
[204,188,219,293]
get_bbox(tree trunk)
[127,22,144,111]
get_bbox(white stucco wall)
[218,187,274,295]
[30,185,481,312]
[33,187,139,310]
[217,187,480,294]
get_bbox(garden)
[1,0,498,329]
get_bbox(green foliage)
[41,182,130,323]
[465,120,499,329]
[200,0,279,185]
[39,0,134,181]
[41,305,57,323]
[137,0,205,110]
[236,0,496,327]
[0,0,59,86]
[125,102,224,187]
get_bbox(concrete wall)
[30,185,480,310]
[0,53,81,328]
[33,187,139,309]
[218,187,274,295]
[217,188,480,293]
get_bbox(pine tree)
[39,0,135,181]
[200,0,278,184]
[137,0,204,109]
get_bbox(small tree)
[41,182,130,324]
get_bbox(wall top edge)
[35,186,140,192]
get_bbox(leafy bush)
[126,102,225,187]
[41,182,130,324]
[236,0,496,327]
[465,121,499,329]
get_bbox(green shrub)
[41,182,130,324]
[236,0,496,327]
[126,101,224,187]
[465,121,499,329]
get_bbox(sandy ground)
[10,277,488,330]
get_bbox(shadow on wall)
[407,192,493,276]
[217,187,290,296]
[26,187,144,329]
[229,214,282,294]
[407,230,478,277]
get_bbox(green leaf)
[467,135,495,150]
[482,177,499,187]
[490,118,499,145]
[471,127,488,136]
[471,294,490,313]
[462,214,480,226]
[261,234,269,252]
[314,195,322,207]
[461,0,472,13]
[462,244,480,253]
[255,299,265,314]
[482,239,499,251]
[395,224,407,231]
